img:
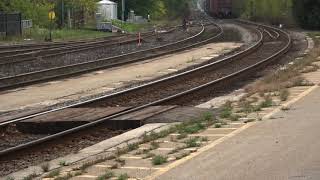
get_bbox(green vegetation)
[45,169,61,178]
[184,137,200,148]
[117,173,128,180]
[96,171,115,180]
[292,0,320,29]
[152,155,168,165]
[279,89,290,101]
[22,172,37,180]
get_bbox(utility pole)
[61,0,64,27]
[122,0,125,22]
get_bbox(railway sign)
[48,11,56,20]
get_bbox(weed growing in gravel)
[259,96,273,108]
[177,122,205,134]
[150,141,160,150]
[200,137,209,142]
[117,173,129,180]
[214,123,222,128]
[6,177,14,180]
[54,172,73,180]
[96,170,115,180]
[184,137,200,148]
[230,114,240,121]
[175,152,191,160]
[115,158,126,166]
[41,162,50,172]
[22,172,37,180]
[45,169,60,178]
[152,155,168,165]
[59,160,68,166]
[279,89,290,101]
[127,143,139,151]
[168,146,186,154]
[219,101,233,118]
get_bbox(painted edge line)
[144,122,256,180]
[146,85,319,180]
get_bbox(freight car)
[206,0,232,18]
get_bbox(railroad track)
[0,28,177,64]
[0,17,291,176]
[0,23,216,90]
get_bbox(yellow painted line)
[207,128,237,130]
[121,166,162,170]
[94,164,112,168]
[121,156,143,159]
[94,164,162,170]
[144,122,256,180]
[189,134,227,137]
[77,175,97,178]
[157,148,174,151]
[263,85,319,120]
[229,122,245,125]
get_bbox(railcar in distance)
[206,0,232,18]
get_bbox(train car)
[206,0,232,18]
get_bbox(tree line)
[233,0,320,29]
[0,0,191,28]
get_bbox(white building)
[97,0,118,21]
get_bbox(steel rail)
[0,19,224,156]
[0,23,207,90]
[0,20,292,157]
[0,21,222,127]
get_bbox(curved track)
[0,23,215,90]
[0,19,290,156]
[0,17,292,177]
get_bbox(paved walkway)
[156,86,320,180]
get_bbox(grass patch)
[127,143,139,151]
[184,137,200,148]
[22,172,37,180]
[219,101,233,118]
[150,141,160,150]
[279,89,290,101]
[59,160,68,166]
[115,158,126,166]
[152,155,168,165]
[96,171,115,180]
[259,96,273,108]
[54,172,73,180]
[117,173,129,180]
[45,169,60,178]
[214,123,222,128]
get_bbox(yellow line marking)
[121,166,162,170]
[94,164,162,170]
[157,148,174,151]
[77,175,97,178]
[121,156,143,159]
[189,134,226,137]
[263,85,318,120]
[229,122,245,125]
[94,164,112,168]
[144,122,256,180]
[207,128,237,130]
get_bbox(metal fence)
[0,12,22,36]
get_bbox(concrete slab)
[155,87,320,180]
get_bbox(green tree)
[292,0,320,29]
